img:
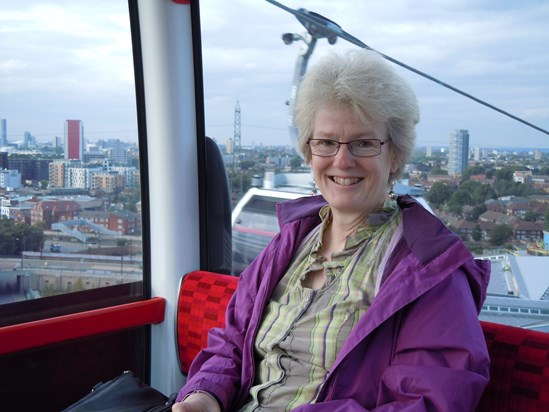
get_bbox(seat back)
[476,321,549,411]
[176,271,549,410]
[176,270,238,374]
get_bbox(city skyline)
[1,113,548,154]
[1,1,548,150]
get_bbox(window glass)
[232,195,281,274]
[0,1,142,316]
[199,1,548,332]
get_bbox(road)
[3,255,141,276]
[0,255,143,304]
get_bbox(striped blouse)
[240,201,401,411]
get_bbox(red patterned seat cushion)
[176,270,238,374]
[476,321,549,411]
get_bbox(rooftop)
[479,253,549,331]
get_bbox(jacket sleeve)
[376,267,490,411]
[175,234,281,409]
[295,267,490,412]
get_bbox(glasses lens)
[310,139,339,156]
[349,140,381,157]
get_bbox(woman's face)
[310,104,397,219]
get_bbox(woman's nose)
[332,144,355,167]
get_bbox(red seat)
[176,270,238,374]
[476,321,549,412]
[176,270,549,411]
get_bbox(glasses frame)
[307,138,389,158]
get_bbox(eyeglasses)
[307,138,389,157]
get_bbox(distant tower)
[448,129,470,175]
[64,119,84,161]
[1,119,7,146]
[234,100,241,157]
[23,131,32,148]
[226,137,233,155]
[109,139,128,164]
[473,146,481,161]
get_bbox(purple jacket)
[177,195,491,411]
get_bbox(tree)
[414,162,431,173]
[545,209,549,231]
[239,160,255,170]
[289,156,303,170]
[461,165,485,182]
[495,180,537,197]
[471,204,487,221]
[449,180,496,207]
[472,224,482,242]
[426,182,454,208]
[0,218,45,256]
[489,224,514,246]
[447,190,471,214]
[523,210,539,222]
[495,167,515,181]
[430,166,447,175]
[470,183,496,205]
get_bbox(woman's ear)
[390,152,399,176]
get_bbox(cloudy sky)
[1,0,548,150]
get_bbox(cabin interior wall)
[0,329,146,411]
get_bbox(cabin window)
[0,0,144,325]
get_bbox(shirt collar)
[317,201,399,251]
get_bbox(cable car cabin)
[1,1,548,411]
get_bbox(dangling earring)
[311,180,319,195]
[388,180,397,200]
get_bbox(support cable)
[266,0,549,136]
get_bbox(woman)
[173,50,490,411]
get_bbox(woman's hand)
[172,392,221,412]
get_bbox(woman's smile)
[330,176,363,186]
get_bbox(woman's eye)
[356,140,374,148]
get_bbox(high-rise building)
[8,157,51,182]
[0,169,21,191]
[23,131,33,148]
[49,161,66,188]
[108,139,129,165]
[448,129,470,175]
[0,151,8,169]
[473,146,481,161]
[1,119,7,147]
[226,137,233,155]
[64,120,84,161]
